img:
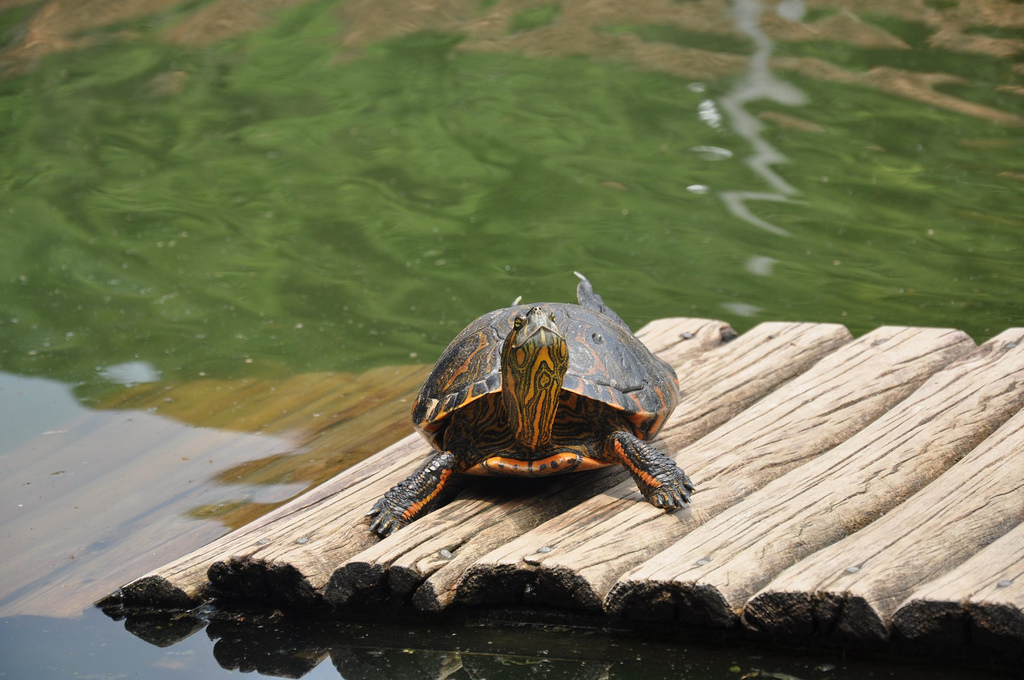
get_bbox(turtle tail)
[574,272,630,329]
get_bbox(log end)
[605,579,687,623]
[455,562,606,612]
[97,577,207,647]
[745,590,889,643]
[455,563,531,607]
[675,582,741,628]
[828,593,891,644]
[324,560,389,608]
[741,590,816,637]
[893,599,1024,661]
[966,601,1024,655]
[891,598,969,647]
[529,565,604,613]
[412,578,449,613]
[412,560,466,612]
[607,579,740,628]
[207,557,325,612]
[112,575,201,611]
[389,563,427,599]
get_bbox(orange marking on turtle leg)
[612,437,662,488]
[401,469,452,521]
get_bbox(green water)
[2,0,1021,402]
[2,0,1023,676]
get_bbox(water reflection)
[93,604,1013,680]
[744,255,776,277]
[0,361,424,619]
[0,371,299,618]
[97,359,162,386]
[716,0,806,238]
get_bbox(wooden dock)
[104,317,1024,659]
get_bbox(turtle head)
[501,306,569,451]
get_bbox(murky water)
[4,604,1020,679]
[1,0,1022,677]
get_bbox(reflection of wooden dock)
[0,364,426,619]
[106,318,1024,659]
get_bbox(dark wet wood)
[891,519,1024,651]
[742,401,1024,643]
[605,329,1023,629]
[464,326,973,613]
[326,321,847,611]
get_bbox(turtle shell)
[412,303,679,450]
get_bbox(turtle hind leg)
[367,451,457,537]
[574,272,629,329]
[603,430,694,509]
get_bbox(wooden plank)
[460,326,975,613]
[891,520,1024,652]
[741,400,1024,643]
[111,317,730,610]
[606,329,1024,628]
[627,316,737,358]
[325,321,849,611]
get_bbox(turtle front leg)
[604,431,695,509]
[367,451,457,537]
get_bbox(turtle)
[367,272,693,537]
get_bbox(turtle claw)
[367,451,457,538]
[606,431,695,512]
[648,469,695,510]
[366,495,408,537]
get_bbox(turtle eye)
[513,316,525,330]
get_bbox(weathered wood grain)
[112,318,728,610]
[325,321,845,611]
[607,329,1024,628]
[460,326,974,613]
[891,519,1024,652]
[742,401,1024,643]
[629,316,737,358]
